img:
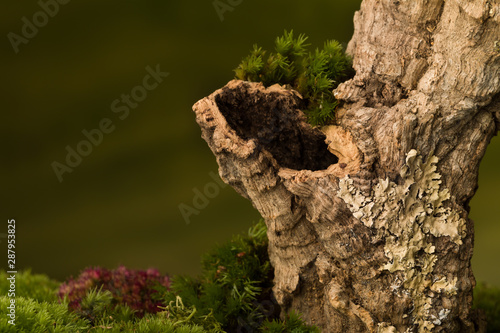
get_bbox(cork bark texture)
[192,0,500,332]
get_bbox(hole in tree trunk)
[215,82,338,171]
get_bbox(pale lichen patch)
[377,322,397,333]
[337,149,466,332]
[430,277,458,296]
[431,308,451,326]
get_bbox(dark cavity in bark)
[215,84,338,171]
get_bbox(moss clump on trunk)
[234,30,354,126]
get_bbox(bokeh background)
[1,0,499,287]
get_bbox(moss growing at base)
[260,311,321,333]
[234,30,354,126]
[164,220,276,331]
[0,219,498,332]
[0,221,319,332]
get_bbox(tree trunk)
[192,0,500,332]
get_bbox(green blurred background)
[1,0,498,287]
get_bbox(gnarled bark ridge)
[193,0,500,332]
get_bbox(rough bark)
[193,0,500,332]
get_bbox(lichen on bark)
[338,149,466,332]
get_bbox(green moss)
[5,228,500,333]
[0,222,318,332]
[164,220,275,331]
[234,30,354,126]
[260,311,320,333]
[2,221,500,332]
[0,296,89,332]
[158,295,224,333]
[74,287,117,326]
[161,220,319,332]
[0,269,60,303]
[113,315,210,333]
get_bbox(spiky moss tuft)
[234,30,354,126]
[164,219,275,331]
[0,296,89,333]
[0,269,60,303]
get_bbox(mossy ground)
[0,222,498,332]
[0,221,318,332]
